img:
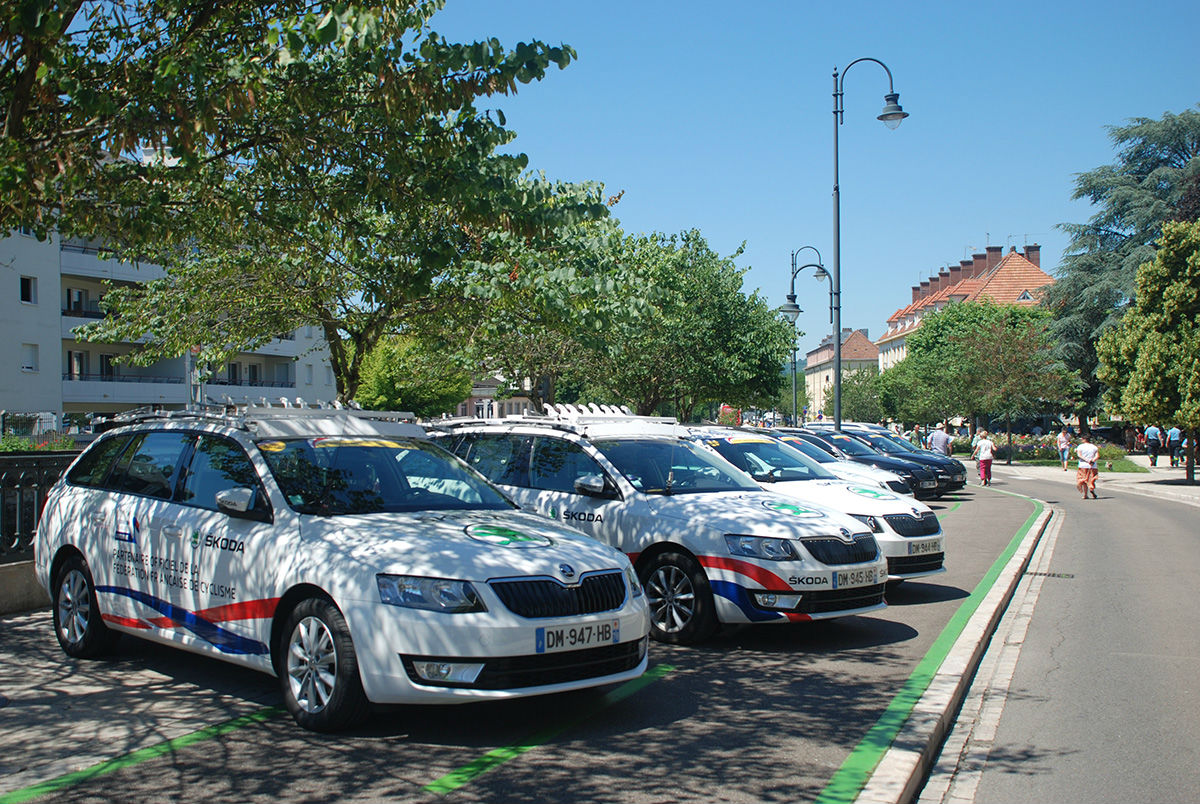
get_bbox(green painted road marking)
[424,663,675,795]
[0,706,284,804]
[935,501,962,518]
[814,499,1045,804]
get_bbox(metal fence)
[0,452,78,564]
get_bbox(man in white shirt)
[929,424,953,456]
[1075,434,1100,499]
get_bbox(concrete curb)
[852,503,1054,804]
[0,561,50,615]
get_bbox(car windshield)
[777,435,839,464]
[818,432,881,457]
[591,438,761,495]
[701,435,838,482]
[257,437,513,515]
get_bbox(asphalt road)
[1,486,1038,804]
[919,472,1200,804]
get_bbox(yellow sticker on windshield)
[312,438,405,449]
[257,441,286,452]
[728,437,774,444]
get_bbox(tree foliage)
[355,335,471,418]
[828,366,882,424]
[1097,220,1200,480]
[1044,107,1200,418]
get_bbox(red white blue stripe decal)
[96,586,277,655]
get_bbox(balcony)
[59,241,164,284]
[61,373,188,406]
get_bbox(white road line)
[918,508,1065,804]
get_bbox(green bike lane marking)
[0,706,285,804]
[423,662,675,795]
[814,494,1044,804]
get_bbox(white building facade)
[2,230,339,421]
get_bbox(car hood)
[882,450,959,470]
[824,461,902,485]
[301,509,629,581]
[638,490,870,539]
[853,454,931,474]
[760,479,932,517]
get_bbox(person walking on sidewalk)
[1145,423,1163,466]
[972,430,996,486]
[1166,424,1183,467]
[929,423,953,456]
[1056,427,1071,471]
[1076,434,1100,499]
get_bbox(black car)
[839,430,969,493]
[777,429,941,500]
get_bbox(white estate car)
[684,427,946,584]
[437,406,888,645]
[760,429,913,495]
[34,406,649,731]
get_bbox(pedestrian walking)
[1166,424,1183,467]
[1076,434,1100,499]
[1056,427,1071,472]
[971,429,996,486]
[929,423,953,456]
[1144,423,1163,466]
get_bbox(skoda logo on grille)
[558,563,576,580]
[839,528,853,542]
[912,507,923,517]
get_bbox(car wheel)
[52,555,118,659]
[640,550,717,645]
[280,598,370,732]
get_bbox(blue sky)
[430,0,1200,358]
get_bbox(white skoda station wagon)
[35,406,649,731]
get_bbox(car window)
[259,437,512,515]
[529,437,604,493]
[66,434,133,488]
[820,433,879,457]
[180,434,270,514]
[705,437,836,482]
[778,436,837,464]
[106,431,192,500]
[592,438,760,495]
[453,433,532,488]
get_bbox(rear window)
[66,435,133,488]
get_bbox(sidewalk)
[986,453,1200,507]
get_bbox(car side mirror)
[216,487,271,522]
[574,474,615,498]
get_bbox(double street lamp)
[831,58,908,431]
[779,246,829,425]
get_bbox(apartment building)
[2,230,338,421]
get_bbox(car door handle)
[161,526,183,538]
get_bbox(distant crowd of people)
[1129,423,1189,467]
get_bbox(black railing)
[0,452,78,564]
[62,373,185,383]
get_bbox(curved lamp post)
[832,58,908,431]
[779,246,829,425]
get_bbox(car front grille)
[797,583,886,614]
[489,571,626,618]
[887,553,945,574]
[401,639,646,689]
[882,512,940,537]
[800,534,879,565]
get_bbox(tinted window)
[180,435,269,514]
[453,434,532,488]
[819,433,878,457]
[66,435,133,488]
[592,438,760,495]
[779,436,838,464]
[529,437,604,493]
[704,437,836,482]
[107,432,192,499]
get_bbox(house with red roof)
[876,244,1053,370]
[805,328,879,417]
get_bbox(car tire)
[279,597,370,732]
[640,550,717,645]
[52,554,118,659]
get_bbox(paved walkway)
[982,453,1200,507]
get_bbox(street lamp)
[780,246,827,425]
[832,58,908,431]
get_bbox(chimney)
[1023,243,1041,267]
[948,263,964,285]
[927,273,940,295]
[912,285,922,303]
[938,268,951,289]
[919,279,931,299]
[970,253,987,278]
[985,245,1003,274]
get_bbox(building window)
[247,364,260,384]
[20,276,37,304]
[66,287,88,312]
[100,354,117,379]
[227,362,241,385]
[67,350,89,379]
[21,343,39,372]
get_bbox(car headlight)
[725,534,798,561]
[625,565,644,598]
[849,514,882,533]
[377,575,486,613]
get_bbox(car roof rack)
[431,403,681,437]
[92,401,420,437]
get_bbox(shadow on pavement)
[884,581,970,606]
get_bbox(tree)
[829,366,883,424]
[355,335,471,418]
[1044,107,1200,422]
[1097,220,1200,482]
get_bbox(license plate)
[920,480,937,488]
[909,539,942,555]
[833,567,879,589]
[536,620,619,654]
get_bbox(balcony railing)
[61,307,106,319]
[207,379,296,388]
[62,373,184,383]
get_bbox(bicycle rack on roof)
[93,400,417,433]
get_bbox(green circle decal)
[846,485,897,500]
[465,524,552,548]
[762,500,825,518]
